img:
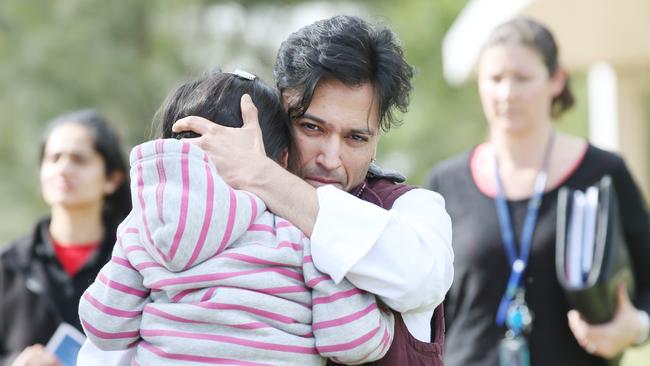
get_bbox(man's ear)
[282,89,300,112]
[279,148,289,169]
[104,171,125,195]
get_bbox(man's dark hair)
[274,15,414,132]
[155,70,291,162]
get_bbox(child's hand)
[172,94,270,191]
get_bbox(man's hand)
[172,94,272,191]
[173,93,319,235]
[567,284,642,358]
[10,344,60,366]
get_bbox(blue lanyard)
[494,132,555,327]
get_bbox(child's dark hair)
[155,70,290,162]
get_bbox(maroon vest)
[328,177,445,366]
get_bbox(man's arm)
[237,159,454,343]
[244,159,319,235]
[173,108,454,317]
[310,186,453,312]
[202,148,454,315]
[190,130,453,315]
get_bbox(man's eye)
[349,135,368,142]
[302,123,320,131]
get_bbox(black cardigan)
[0,217,117,365]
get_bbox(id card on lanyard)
[494,131,555,332]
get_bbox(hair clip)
[229,69,256,81]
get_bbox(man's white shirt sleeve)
[311,185,454,341]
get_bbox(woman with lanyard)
[427,17,650,366]
[0,110,130,366]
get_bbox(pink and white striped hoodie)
[79,139,394,366]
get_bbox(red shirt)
[52,240,100,276]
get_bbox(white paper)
[567,191,585,287]
[581,186,599,277]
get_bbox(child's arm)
[301,233,395,364]
[78,217,149,350]
[130,139,265,272]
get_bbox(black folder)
[556,175,635,325]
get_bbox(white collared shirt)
[311,185,454,342]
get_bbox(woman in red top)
[0,109,130,366]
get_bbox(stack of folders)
[556,175,635,325]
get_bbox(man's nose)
[315,138,342,170]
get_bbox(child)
[79,70,394,365]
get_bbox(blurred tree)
[0,0,368,241]
[0,1,183,241]
[0,0,590,242]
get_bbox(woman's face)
[478,43,564,134]
[40,123,114,212]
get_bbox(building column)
[588,63,650,201]
[617,69,650,201]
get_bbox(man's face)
[284,79,380,192]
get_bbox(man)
[78,15,453,365]
[174,15,453,363]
